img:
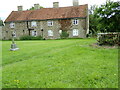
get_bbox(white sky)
[0,0,118,21]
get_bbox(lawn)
[2,38,118,88]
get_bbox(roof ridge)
[13,4,88,12]
[5,4,88,22]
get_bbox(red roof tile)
[5,4,88,22]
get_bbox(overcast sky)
[0,0,118,21]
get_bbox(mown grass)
[2,38,118,88]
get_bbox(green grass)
[2,38,118,88]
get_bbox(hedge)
[97,32,119,46]
[20,35,43,40]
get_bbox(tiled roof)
[5,4,88,22]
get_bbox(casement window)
[10,22,15,28]
[59,30,62,34]
[47,21,53,26]
[12,31,16,37]
[48,30,53,36]
[32,31,37,36]
[31,21,37,27]
[73,19,79,25]
[73,29,79,36]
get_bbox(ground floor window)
[73,29,79,36]
[59,30,62,34]
[48,30,53,36]
[12,31,16,37]
[32,31,37,36]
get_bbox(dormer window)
[47,21,53,26]
[31,21,37,27]
[73,19,79,25]
[10,22,15,28]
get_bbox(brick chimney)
[53,2,59,8]
[73,0,79,6]
[34,4,40,10]
[18,6,23,11]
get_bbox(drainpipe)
[26,21,31,36]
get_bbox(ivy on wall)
[58,19,72,31]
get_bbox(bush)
[97,33,119,46]
[20,35,43,40]
[60,31,69,39]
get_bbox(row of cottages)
[2,0,89,40]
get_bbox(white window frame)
[48,30,53,36]
[10,22,15,28]
[59,30,62,34]
[47,21,53,26]
[32,31,37,36]
[73,19,79,25]
[73,29,79,36]
[13,31,16,37]
[31,21,37,27]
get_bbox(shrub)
[20,35,43,40]
[97,33,119,46]
[60,31,69,39]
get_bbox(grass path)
[2,38,118,88]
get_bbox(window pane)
[13,31,16,37]
[73,29,78,36]
[48,30,53,36]
[10,23,15,28]
[31,21,37,27]
[48,21,53,26]
[73,19,78,25]
[32,31,37,36]
[59,30,62,34]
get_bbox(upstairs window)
[10,22,15,28]
[48,30,53,36]
[31,21,37,27]
[73,19,79,25]
[47,21,53,26]
[73,29,79,36]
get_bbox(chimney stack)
[18,6,23,11]
[34,4,40,10]
[53,2,59,8]
[73,0,79,6]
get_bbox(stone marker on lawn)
[10,31,19,51]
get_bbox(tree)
[0,19,4,26]
[96,0,120,32]
[89,5,101,36]
[28,6,44,10]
